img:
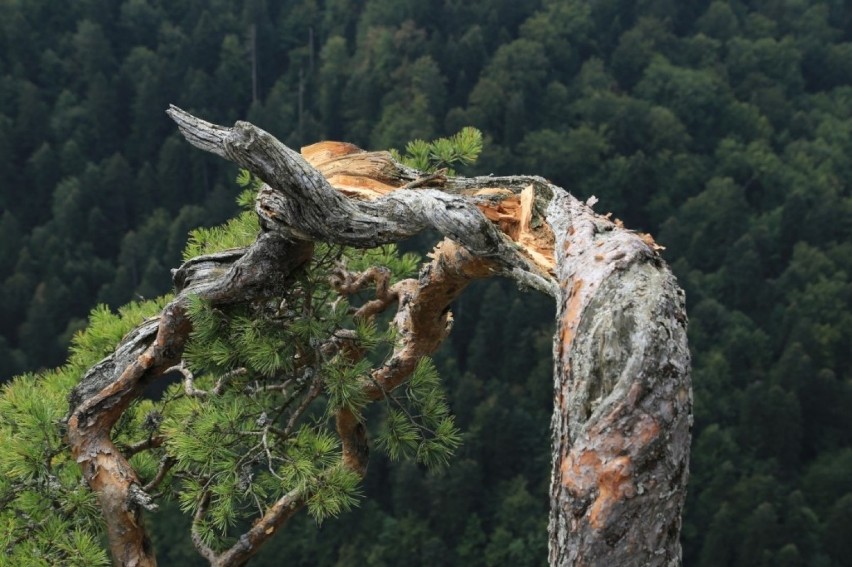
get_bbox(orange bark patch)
[589,456,635,529]
[559,279,585,350]
[632,416,661,448]
[561,449,636,530]
[561,449,601,494]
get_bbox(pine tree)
[2,103,692,567]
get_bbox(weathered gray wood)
[66,234,312,567]
[546,193,691,566]
[167,105,556,295]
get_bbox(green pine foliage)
[393,127,483,175]
[182,211,260,261]
[377,358,462,468]
[182,170,262,260]
[0,294,171,566]
[2,0,852,564]
[1,171,464,559]
[159,185,460,547]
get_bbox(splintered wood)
[473,185,555,273]
[302,142,556,274]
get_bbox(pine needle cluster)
[392,126,483,175]
[377,358,462,468]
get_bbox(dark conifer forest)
[1,0,851,564]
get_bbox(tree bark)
[66,235,313,566]
[546,195,691,566]
[68,107,690,566]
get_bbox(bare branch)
[166,362,209,398]
[213,367,248,395]
[191,491,217,564]
[165,106,555,295]
[64,109,690,567]
[283,378,325,438]
[66,235,313,566]
[143,456,175,493]
[123,435,165,457]
[127,484,158,512]
[329,264,397,321]
[213,489,303,567]
[364,239,496,399]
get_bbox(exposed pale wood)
[301,140,363,162]
[473,184,555,273]
[299,140,557,274]
[302,144,407,191]
[165,108,691,566]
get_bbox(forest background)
[0,0,850,565]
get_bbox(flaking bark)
[546,193,691,566]
[67,108,691,566]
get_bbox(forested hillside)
[1,0,851,564]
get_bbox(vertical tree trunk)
[167,111,695,564]
[546,193,691,565]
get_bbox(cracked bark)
[67,107,690,566]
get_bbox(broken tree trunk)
[67,107,690,566]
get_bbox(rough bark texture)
[67,107,691,566]
[547,194,691,566]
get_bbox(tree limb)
[166,105,555,296]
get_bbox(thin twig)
[166,362,209,398]
[212,367,248,395]
[143,456,175,492]
[191,491,217,564]
[283,379,325,438]
[122,435,165,457]
[261,425,283,480]
[245,377,294,394]
[398,168,447,189]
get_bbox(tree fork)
[66,234,313,566]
